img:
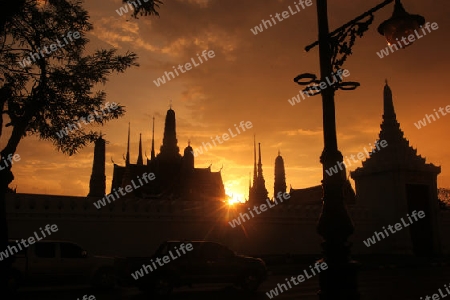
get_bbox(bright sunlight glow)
[227,193,244,205]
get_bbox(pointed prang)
[379,80,405,145]
[274,148,287,197]
[248,172,252,200]
[137,133,143,165]
[126,122,130,166]
[151,116,155,160]
[383,80,397,122]
[253,135,257,186]
[159,106,180,158]
[257,142,263,177]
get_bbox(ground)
[13,259,450,300]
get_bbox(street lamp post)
[295,0,425,298]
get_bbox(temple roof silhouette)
[106,107,226,201]
[351,82,441,177]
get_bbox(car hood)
[235,255,266,265]
[92,255,116,260]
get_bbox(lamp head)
[377,0,425,46]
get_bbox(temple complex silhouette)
[88,107,226,201]
[5,82,449,257]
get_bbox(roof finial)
[385,79,388,86]
[126,122,130,165]
[253,135,257,185]
[137,132,143,165]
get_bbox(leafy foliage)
[438,188,450,210]
[121,0,163,18]
[0,0,139,156]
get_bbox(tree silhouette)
[0,0,163,34]
[438,188,450,210]
[0,0,140,292]
[121,0,163,18]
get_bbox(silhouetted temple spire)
[248,139,268,204]
[137,133,143,165]
[383,80,396,121]
[253,135,257,186]
[126,122,130,166]
[159,107,180,159]
[379,81,406,144]
[274,150,286,198]
[248,172,251,199]
[88,136,106,197]
[257,143,263,179]
[254,143,268,203]
[151,116,155,160]
[351,81,441,177]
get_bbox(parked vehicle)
[128,240,267,296]
[7,239,117,292]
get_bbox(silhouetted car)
[128,240,267,296]
[7,240,117,292]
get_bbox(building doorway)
[405,184,434,256]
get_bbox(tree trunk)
[0,167,14,296]
[0,121,29,295]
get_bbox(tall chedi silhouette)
[274,150,287,198]
[88,136,106,197]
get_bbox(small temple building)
[351,82,441,255]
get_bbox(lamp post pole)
[305,0,425,298]
[315,0,358,299]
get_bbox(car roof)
[163,241,228,247]
[8,239,84,245]
[165,240,220,244]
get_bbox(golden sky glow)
[5,0,450,199]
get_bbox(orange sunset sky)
[6,0,450,201]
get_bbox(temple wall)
[5,193,446,257]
